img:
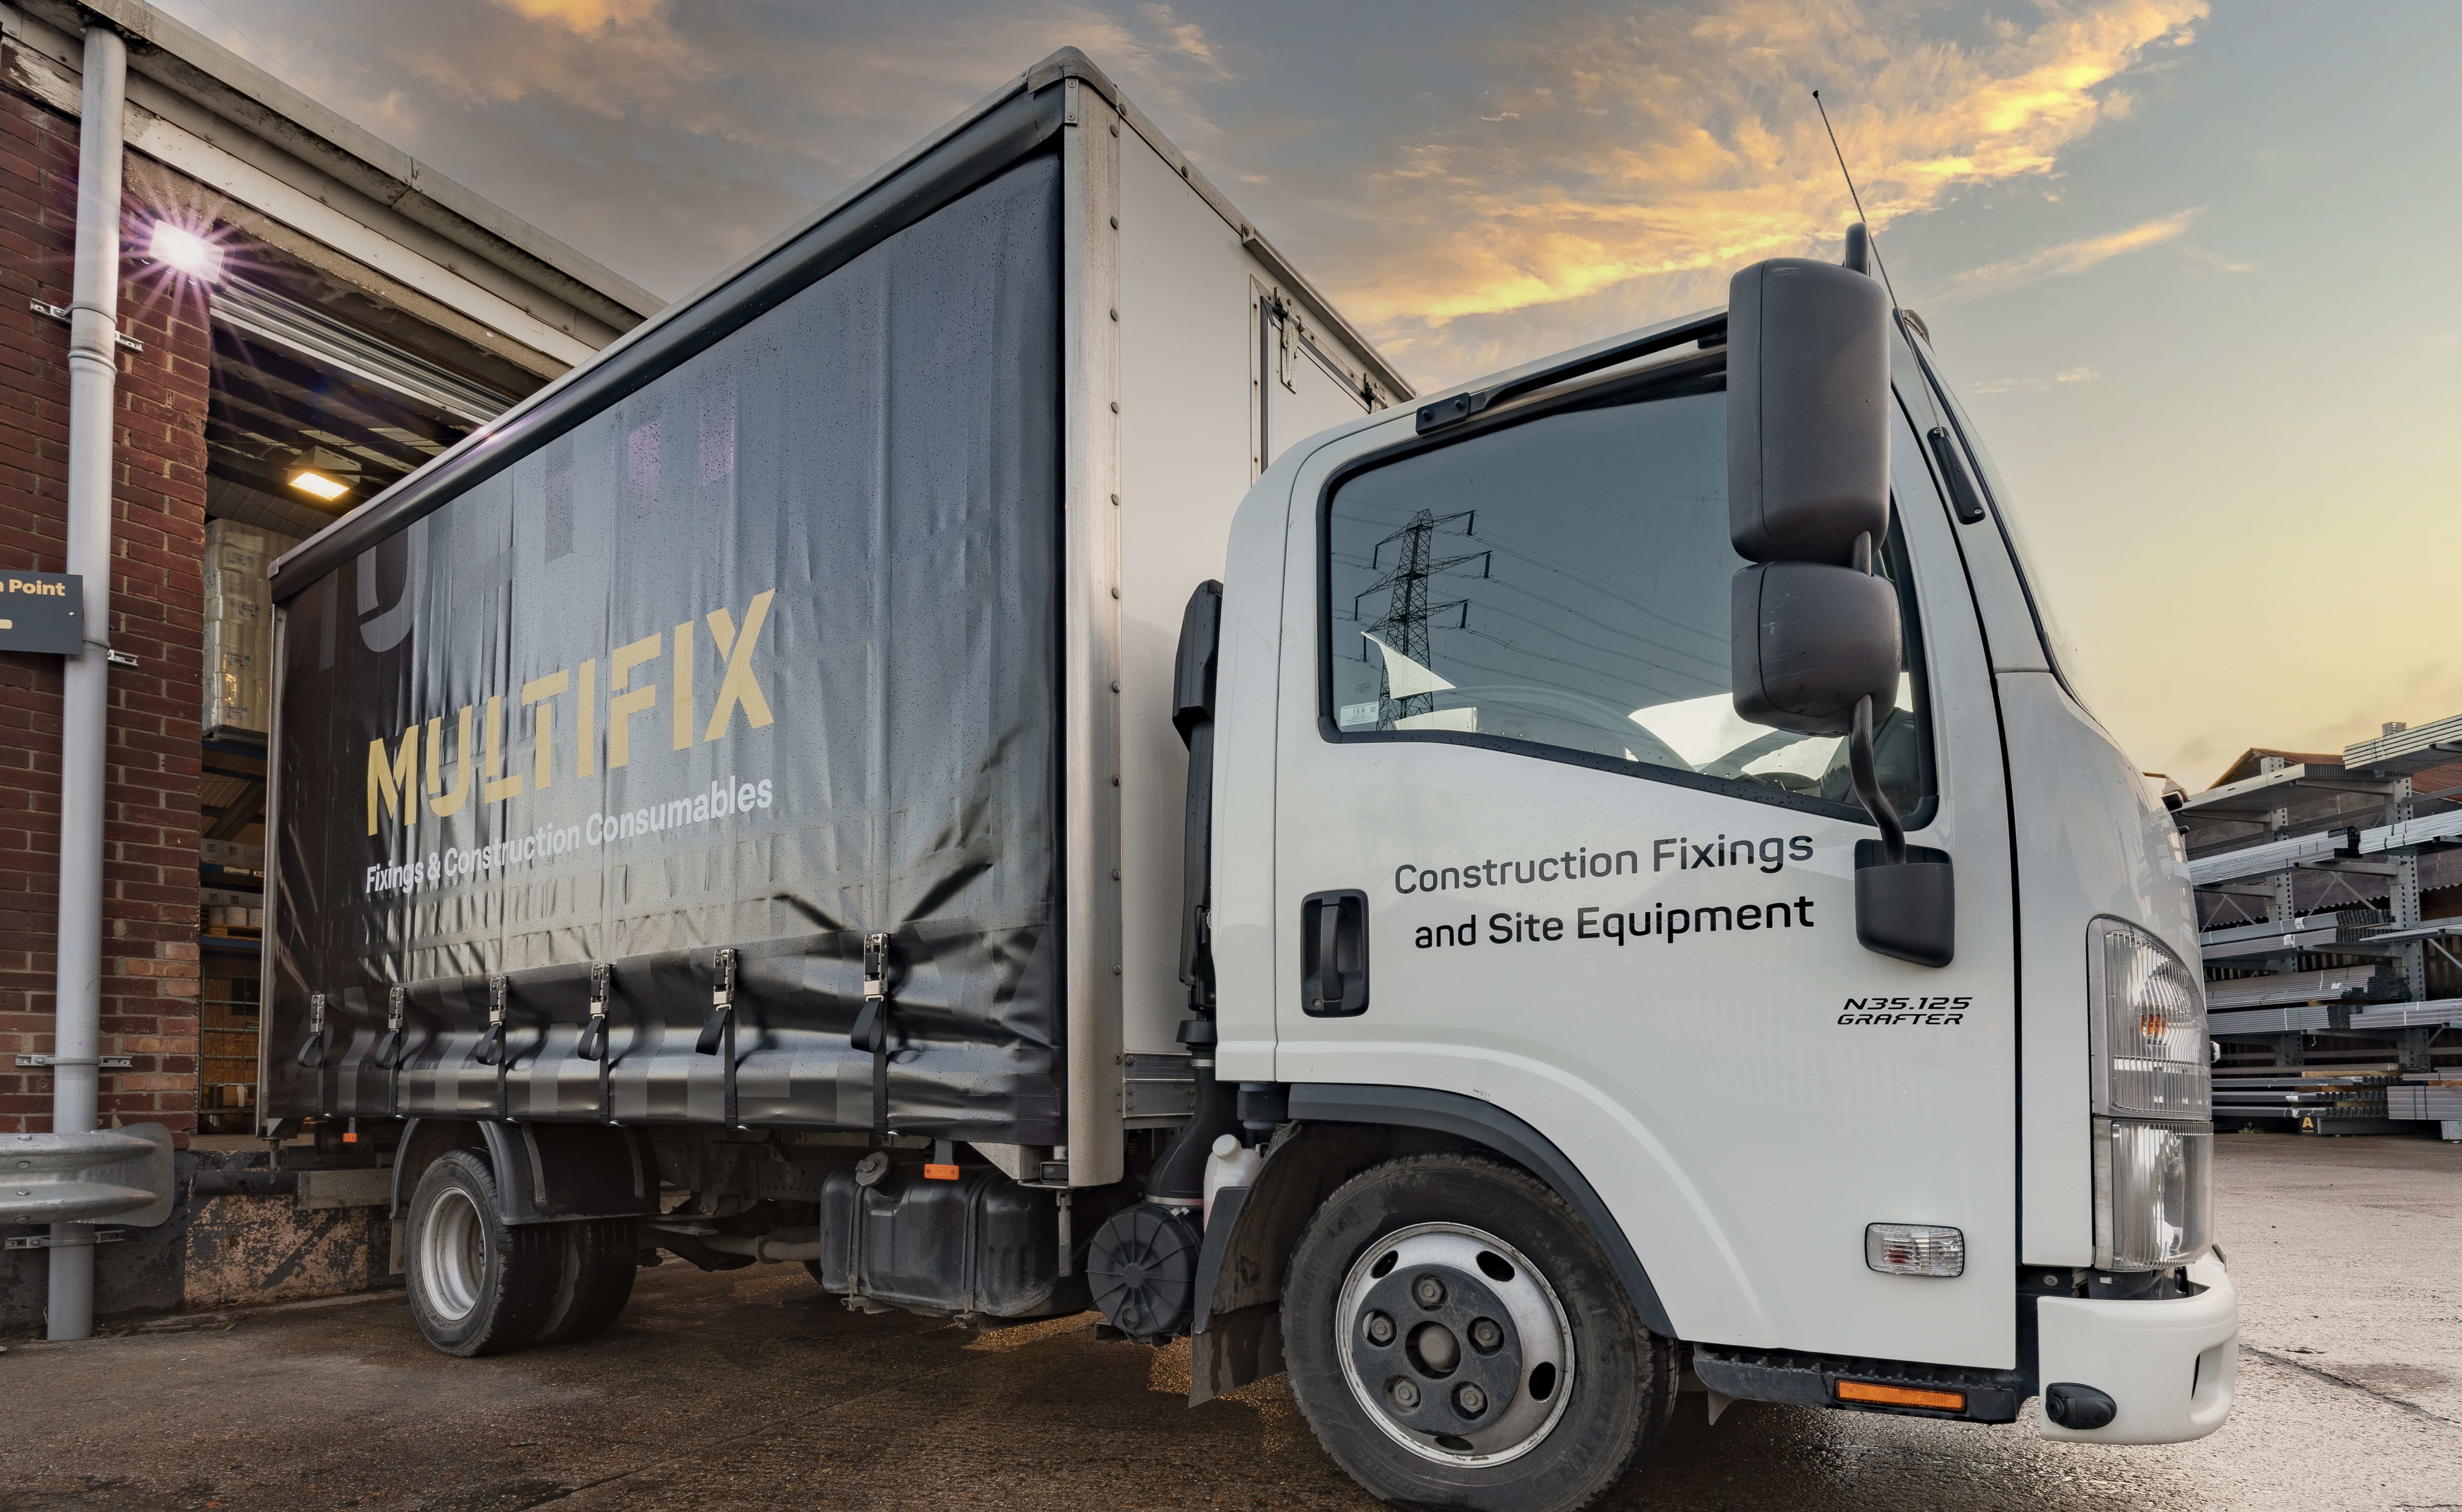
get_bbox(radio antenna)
[1811,89,1900,309]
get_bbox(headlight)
[2093,1118,2212,1269]
[2088,918,2209,1120]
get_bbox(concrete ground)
[2,1131,2455,1512]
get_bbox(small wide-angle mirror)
[1730,560,1900,738]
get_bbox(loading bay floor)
[4,1133,2456,1512]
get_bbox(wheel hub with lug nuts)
[1335,1223,1576,1467]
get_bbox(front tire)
[1283,1154,1675,1512]
[404,1149,559,1357]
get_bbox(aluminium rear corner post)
[1061,77,1127,1187]
[49,21,128,1343]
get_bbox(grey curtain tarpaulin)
[262,156,1066,1143]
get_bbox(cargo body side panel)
[263,158,1068,1142]
[1111,127,1380,1064]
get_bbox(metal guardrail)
[0,1124,176,1228]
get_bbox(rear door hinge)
[1271,293,1298,393]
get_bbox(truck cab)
[1160,267,2233,1506]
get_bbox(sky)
[157,0,2462,790]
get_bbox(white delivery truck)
[258,49,2234,1512]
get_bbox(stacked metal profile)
[2211,1074,2396,1126]
[2207,967,2386,1012]
[2387,1076,2462,1122]
[2182,724,2462,1139]
[2207,1004,2340,1035]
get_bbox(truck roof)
[1423,305,1727,423]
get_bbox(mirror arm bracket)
[1849,693,1907,868]
[1842,531,1906,867]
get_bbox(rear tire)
[1283,1154,1675,1512]
[404,1149,559,1357]
[534,1218,639,1346]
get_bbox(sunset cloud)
[1138,3,1230,78]
[492,0,668,31]
[180,0,2205,389]
[392,1,1237,175]
[1323,0,2208,372]
[238,0,1249,288]
[1936,208,2200,300]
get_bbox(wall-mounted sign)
[0,572,84,655]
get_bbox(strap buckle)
[854,932,895,1137]
[476,975,508,1065]
[580,962,612,1061]
[694,949,737,1056]
[374,986,407,1070]
[295,991,329,1069]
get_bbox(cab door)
[1268,359,2020,1367]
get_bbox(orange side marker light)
[1837,1381,1965,1412]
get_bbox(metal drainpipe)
[48,22,128,1343]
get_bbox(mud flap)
[1190,1303,1284,1406]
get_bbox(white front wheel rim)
[1334,1221,1576,1467]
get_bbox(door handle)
[1301,890,1369,1017]
[1315,902,1344,1010]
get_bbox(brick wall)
[0,86,210,1140]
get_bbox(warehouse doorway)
[191,243,531,1131]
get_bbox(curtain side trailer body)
[261,50,1391,1320]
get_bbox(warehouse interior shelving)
[197,735,267,1133]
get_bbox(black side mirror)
[1727,238,1953,968]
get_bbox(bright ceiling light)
[147,221,226,284]
[289,470,350,502]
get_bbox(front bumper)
[2035,1254,2236,1443]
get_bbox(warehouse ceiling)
[201,251,541,543]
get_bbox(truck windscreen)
[1324,375,1927,822]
